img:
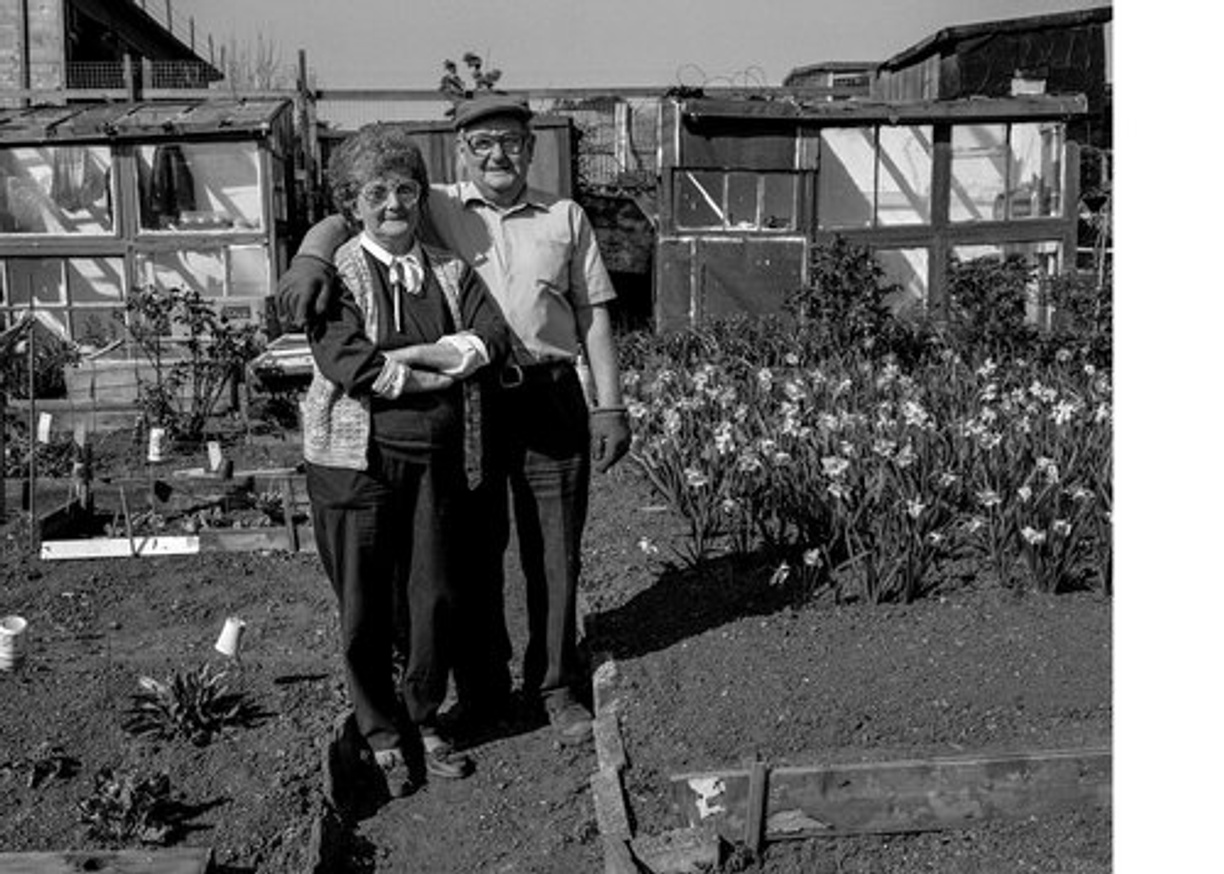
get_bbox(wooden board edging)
[0,846,213,874]
[40,526,317,560]
[670,746,1111,841]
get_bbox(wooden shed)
[653,92,1088,332]
[0,97,299,351]
[316,114,575,200]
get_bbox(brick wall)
[0,0,64,106]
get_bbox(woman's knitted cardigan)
[300,237,482,485]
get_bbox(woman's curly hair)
[327,123,430,223]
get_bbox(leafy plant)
[944,254,1038,356]
[785,236,910,360]
[78,768,180,846]
[122,663,259,747]
[123,285,263,443]
[0,316,79,399]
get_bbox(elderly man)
[280,94,631,746]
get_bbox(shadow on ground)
[585,553,806,660]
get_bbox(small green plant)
[123,285,263,443]
[122,663,258,746]
[78,768,180,846]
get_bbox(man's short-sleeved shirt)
[426,181,616,364]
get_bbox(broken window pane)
[0,146,114,235]
[818,128,874,229]
[137,142,263,232]
[949,124,1007,223]
[876,126,932,226]
[675,170,725,229]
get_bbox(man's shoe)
[421,732,474,780]
[373,748,417,798]
[546,698,593,746]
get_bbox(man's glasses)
[463,133,529,157]
[359,180,423,207]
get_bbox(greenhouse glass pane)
[6,259,65,306]
[761,175,798,230]
[0,146,114,235]
[950,124,1007,223]
[136,250,225,299]
[230,245,270,298]
[876,248,929,314]
[68,258,125,306]
[876,126,932,226]
[137,142,263,232]
[818,128,874,229]
[726,173,758,229]
[675,170,725,229]
[1008,123,1065,219]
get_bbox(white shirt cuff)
[435,332,489,378]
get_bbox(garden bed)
[0,447,1110,873]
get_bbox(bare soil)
[0,432,1111,873]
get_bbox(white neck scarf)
[360,234,424,332]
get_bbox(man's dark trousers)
[454,363,591,712]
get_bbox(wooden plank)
[40,535,202,560]
[591,767,632,839]
[39,527,319,559]
[592,655,623,716]
[602,836,641,874]
[0,847,213,874]
[671,747,1111,841]
[594,712,627,773]
[743,759,769,854]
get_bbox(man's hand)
[383,343,463,373]
[590,408,631,473]
[276,255,335,330]
[403,369,456,393]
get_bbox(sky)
[173,0,1112,90]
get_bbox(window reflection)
[0,146,114,235]
[675,171,797,231]
[0,257,125,345]
[818,128,874,229]
[137,142,263,232]
[951,124,1065,222]
[877,126,932,226]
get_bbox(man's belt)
[498,358,574,389]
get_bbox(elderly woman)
[302,123,509,796]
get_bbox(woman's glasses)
[462,133,529,157]
[359,179,423,207]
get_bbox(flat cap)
[452,93,533,130]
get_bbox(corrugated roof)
[0,99,293,145]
